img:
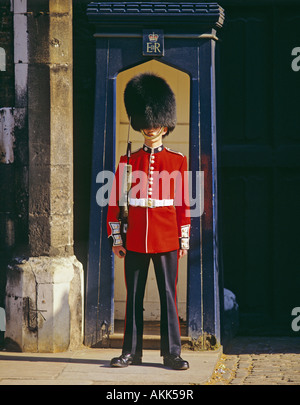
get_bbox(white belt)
[129,198,174,208]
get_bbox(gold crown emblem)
[148,32,159,42]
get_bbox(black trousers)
[122,250,181,357]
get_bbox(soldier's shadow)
[100,361,166,369]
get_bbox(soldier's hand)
[112,246,126,258]
[179,249,188,259]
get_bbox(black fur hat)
[124,73,177,133]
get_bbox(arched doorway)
[114,60,190,327]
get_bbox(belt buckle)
[147,199,153,208]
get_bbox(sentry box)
[85,2,225,349]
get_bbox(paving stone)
[207,336,300,385]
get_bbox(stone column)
[5,0,83,352]
[27,0,74,256]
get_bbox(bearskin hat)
[124,73,177,134]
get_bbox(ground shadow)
[223,335,300,355]
[0,353,107,366]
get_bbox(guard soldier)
[107,73,191,370]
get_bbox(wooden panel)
[217,3,300,334]
[217,8,272,146]
[273,169,300,329]
[220,169,272,328]
[273,7,300,145]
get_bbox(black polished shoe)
[110,353,142,368]
[163,354,189,370]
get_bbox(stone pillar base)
[5,255,83,353]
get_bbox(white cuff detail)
[180,225,190,250]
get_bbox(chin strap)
[141,126,165,141]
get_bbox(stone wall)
[3,0,84,352]
[0,1,16,312]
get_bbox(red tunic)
[107,144,191,253]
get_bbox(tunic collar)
[143,144,164,154]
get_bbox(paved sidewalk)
[2,337,299,386]
[207,336,300,385]
[0,346,222,385]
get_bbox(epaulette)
[165,147,184,157]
